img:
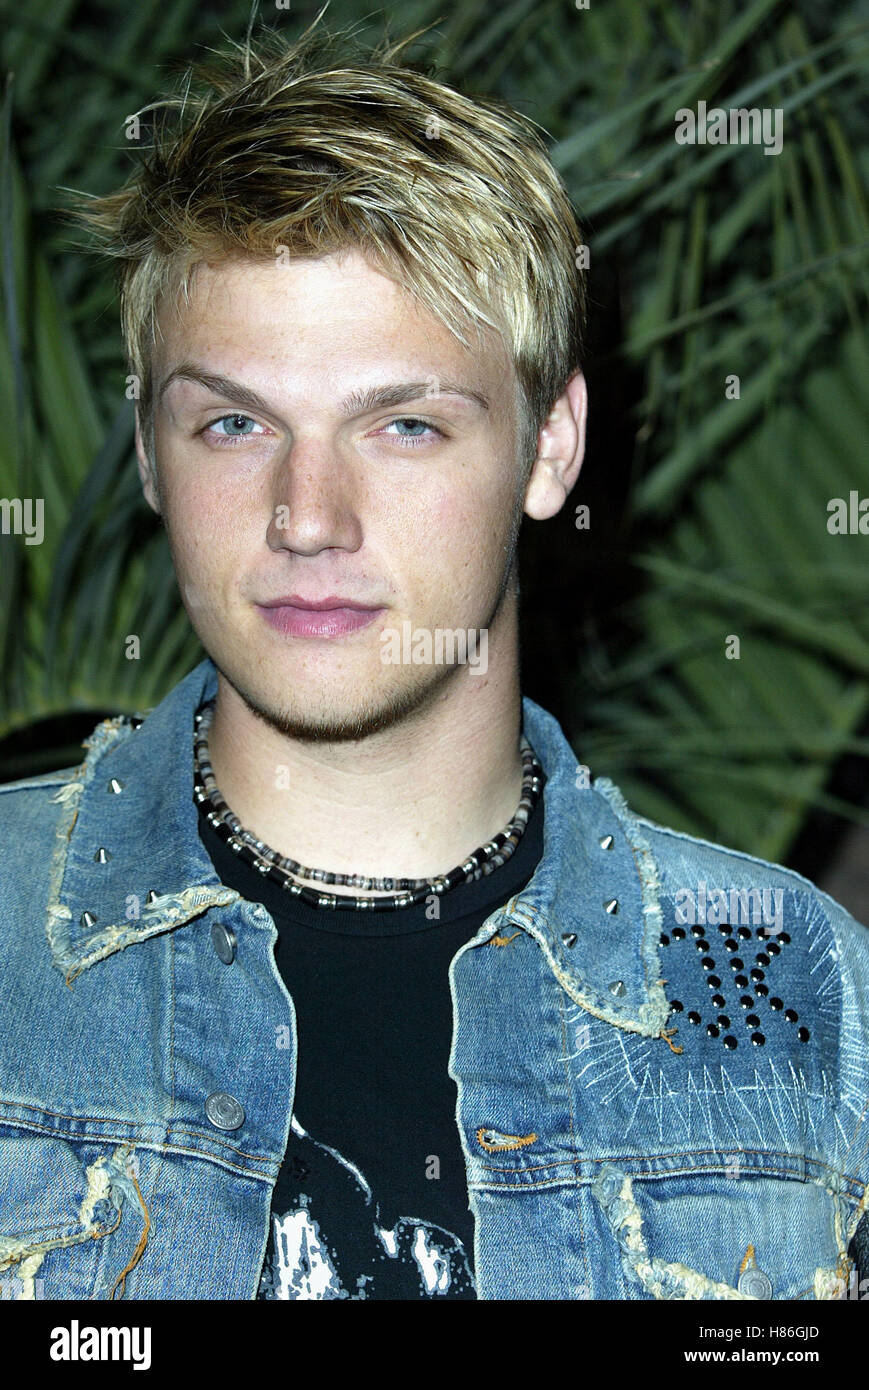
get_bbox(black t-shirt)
[197,786,544,1300]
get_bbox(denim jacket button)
[211,922,237,964]
[205,1092,245,1130]
[737,1267,772,1299]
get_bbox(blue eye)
[384,417,441,445]
[205,414,266,441]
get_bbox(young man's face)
[138,248,535,739]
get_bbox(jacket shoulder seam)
[634,815,869,931]
[0,768,81,795]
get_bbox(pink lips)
[257,595,385,639]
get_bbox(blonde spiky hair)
[71,8,586,469]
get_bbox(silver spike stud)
[107,778,124,794]
[608,980,627,997]
[561,932,578,949]
[94,847,111,863]
[80,910,98,928]
[146,889,160,905]
[599,834,614,851]
[604,898,619,914]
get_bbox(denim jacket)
[1,655,867,1300]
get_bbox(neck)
[206,601,524,885]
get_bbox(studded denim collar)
[43,657,672,1040]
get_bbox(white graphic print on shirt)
[257,1115,476,1299]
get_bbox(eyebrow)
[157,365,490,417]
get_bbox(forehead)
[153,249,516,402]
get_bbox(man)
[1,20,867,1302]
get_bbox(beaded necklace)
[193,699,544,911]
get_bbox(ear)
[523,370,588,521]
[135,411,161,515]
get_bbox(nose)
[266,438,363,557]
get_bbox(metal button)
[737,1267,772,1299]
[211,921,237,965]
[205,1092,245,1130]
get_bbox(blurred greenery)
[1,0,867,865]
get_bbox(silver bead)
[608,980,626,997]
[604,898,619,914]
[562,933,578,948]
[599,834,614,851]
[107,778,124,794]
[80,910,98,928]
[93,847,111,863]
